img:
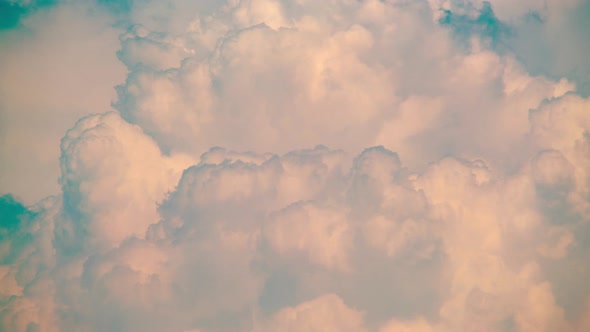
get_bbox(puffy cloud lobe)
[529,95,590,221]
[264,203,352,271]
[59,111,194,249]
[1,0,590,331]
[116,18,395,155]
[257,293,367,332]
[115,0,400,155]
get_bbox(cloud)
[112,0,578,174]
[58,111,194,249]
[1,0,590,331]
[257,293,368,332]
[0,1,126,204]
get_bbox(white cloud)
[59,111,194,248]
[113,0,579,175]
[1,0,590,331]
[257,293,368,332]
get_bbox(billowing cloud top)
[1,0,590,331]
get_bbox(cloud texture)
[1,0,590,331]
[0,1,126,203]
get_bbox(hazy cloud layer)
[1,0,590,331]
[0,1,126,204]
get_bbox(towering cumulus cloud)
[1,0,590,331]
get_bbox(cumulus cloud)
[1,0,590,331]
[256,293,368,332]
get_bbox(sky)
[1,0,590,331]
